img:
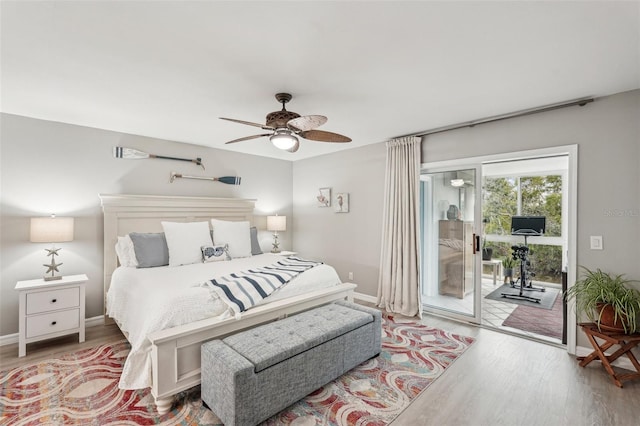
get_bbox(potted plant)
[564,267,640,334]
[502,257,516,283]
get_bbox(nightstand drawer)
[26,309,80,338]
[26,287,79,315]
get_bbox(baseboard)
[0,332,18,347]
[576,344,636,371]
[0,315,105,347]
[353,292,377,304]
[85,315,105,328]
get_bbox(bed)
[100,194,356,414]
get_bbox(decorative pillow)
[115,235,138,267]
[201,244,230,262]
[162,221,213,267]
[250,226,263,255]
[210,219,251,258]
[129,232,170,268]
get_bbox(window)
[483,174,564,284]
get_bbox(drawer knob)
[51,321,57,325]
[51,299,57,303]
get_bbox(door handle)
[473,234,480,254]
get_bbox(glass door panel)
[421,168,480,322]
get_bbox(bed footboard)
[147,282,357,414]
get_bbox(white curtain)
[377,136,422,318]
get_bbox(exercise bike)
[501,216,546,304]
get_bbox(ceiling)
[2,1,639,161]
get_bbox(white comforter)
[106,254,341,389]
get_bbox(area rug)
[502,292,564,340]
[485,283,559,309]
[0,315,474,426]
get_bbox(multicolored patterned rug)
[0,315,474,425]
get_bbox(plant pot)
[482,248,493,261]
[504,268,513,278]
[596,303,627,332]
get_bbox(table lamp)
[266,215,286,253]
[30,215,74,281]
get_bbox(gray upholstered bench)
[201,301,382,426]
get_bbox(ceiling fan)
[220,93,351,153]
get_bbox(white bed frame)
[99,194,356,414]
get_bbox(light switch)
[590,236,603,250]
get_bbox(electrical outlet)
[590,236,603,250]
[348,272,354,281]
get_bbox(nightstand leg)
[79,285,86,343]
[18,292,26,357]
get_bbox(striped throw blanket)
[203,256,323,317]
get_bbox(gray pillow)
[129,232,170,268]
[250,226,263,255]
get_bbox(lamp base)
[44,275,62,281]
[271,232,280,253]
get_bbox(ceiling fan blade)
[300,130,352,143]
[286,139,300,153]
[287,115,327,132]
[225,134,272,144]
[220,117,274,131]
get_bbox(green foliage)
[502,257,516,269]
[484,242,562,284]
[564,267,640,333]
[528,244,563,279]
[520,176,562,236]
[482,177,517,235]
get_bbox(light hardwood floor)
[2,314,639,425]
[393,314,640,426]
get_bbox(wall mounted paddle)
[113,147,205,169]
[170,172,241,185]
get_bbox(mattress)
[106,253,341,389]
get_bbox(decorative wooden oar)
[170,172,241,185]
[113,147,205,169]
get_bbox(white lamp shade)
[30,217,74,243]
[270,130,298,150]
[267,215,286,232]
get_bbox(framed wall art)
[317,188,331,207]
[334,193,349,213]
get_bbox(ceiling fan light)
[270,129,298,150]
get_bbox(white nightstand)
[15,274,88,357]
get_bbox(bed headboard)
[99,194,257,319]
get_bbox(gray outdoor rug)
[485,284,559,309]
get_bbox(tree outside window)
[483,175,563,283]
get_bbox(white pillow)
[161,221,213,266]
[210,219,251,258]
[115,235,138,267]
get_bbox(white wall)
[0,113,293,335]
[292,142,386,297]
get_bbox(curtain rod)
[397,96,594,139]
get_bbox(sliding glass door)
[420,166,482,323]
